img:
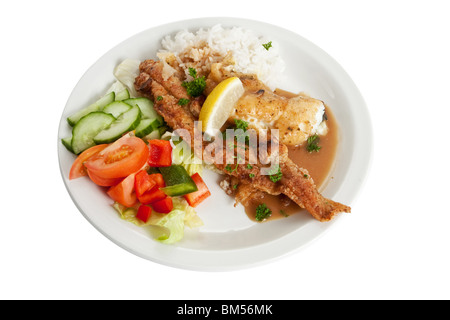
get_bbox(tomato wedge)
[84,135,149,179]
[107,172,138,208]
[147,139,172,167]
[184,173,211,207]
[87,170,122,187]
[69,144,108,180]
[151,197,173,214]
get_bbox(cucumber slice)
[61,136,74,153]
[67,92,115,126]
[94,105,141,144]
[124,98,163,124]
[135,118,160,138]
[143,129,161,141]
[158,125,169,136]
[115,88,130,101]
[71,112,115,154]
[102,101,132,118]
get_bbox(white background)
[2,0,449,300]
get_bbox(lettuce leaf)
[112,197,203,244]
[172,197,203,229]
[147,210,185,243]
[113,58,141,97]
[106,80,128,96]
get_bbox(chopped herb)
[249,173,255,178]
[188,67,197,78]
[262,41,273,51]
[268,165,282,183]
[306,134,322,153]
[182,67,206,97]
[255,203,272,221]
[156,96,163,101]
[246,164,253,170]
[279,209,289,218]
[232,184,238,190]
[303,174,309,179]
[234,119,249,131]
[225,164,238,174]
[177,98,190,106]
[233,119,250,145]
[223,119,249,143]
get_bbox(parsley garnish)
[255,204,272,221]
[246,164,253,170]
[156,96,163,101]
[249,173,255,178]
[234,119,249,131]
[182,67,206,97]
[177,98,190,106]
[262,41,272,51]
[223,119,249,138]
[225,164,238,174]
[268,165,282,183]
[306,134,322,153]
[233,119,250,145]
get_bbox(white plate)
[58,17,372,271]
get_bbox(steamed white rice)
[158,24,285,90]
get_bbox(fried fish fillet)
[135,59,350,222]
[206,63,328,146]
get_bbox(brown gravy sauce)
[244,89,339,222]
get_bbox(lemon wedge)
[199,77,245,137]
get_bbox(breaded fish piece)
[206,63,327,146]
[274,94,326,146]
[134,59,350,222]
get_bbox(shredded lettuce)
[112,202,138,223]
[113,58,141,97]
[112,197,203,244]
[148,210,186,243]
[172,197,203,229]
[106,80,127,96]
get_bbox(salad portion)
[62,77,210,244]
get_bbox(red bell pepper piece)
[134,170,156,198]
[148,173,165,188]
[147,139,172,167]
[151,197,174,214]
[183,173,211,207]
[134,170,168,205]
[136,205,152,223]
[138,187,167,205]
